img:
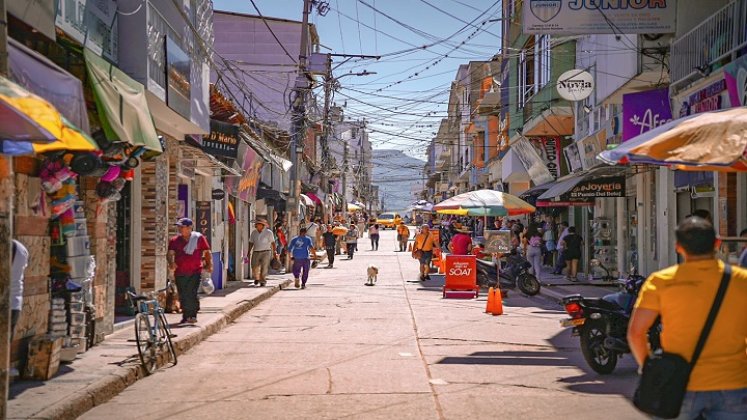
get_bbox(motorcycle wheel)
[517,273,541,296]
[579,319,618,374]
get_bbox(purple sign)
[622,88,672,142]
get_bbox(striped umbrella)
[434,189,535,217]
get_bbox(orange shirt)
[414,231,436,252]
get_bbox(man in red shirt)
[168,218,212,324]
[449,227,473,256]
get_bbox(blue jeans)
[292,258,311,285]
[664,388,747,420]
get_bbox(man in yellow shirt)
[628,217,747,418]
[397,221,410,252]
[413,224,437,281]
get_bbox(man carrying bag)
[628,217,747,419]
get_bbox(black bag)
[633,265,732,419]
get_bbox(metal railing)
[671,0,747,87]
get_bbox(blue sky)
[212,0,504,157]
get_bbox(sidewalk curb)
[30,280,292,420]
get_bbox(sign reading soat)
[569,176,625,199]
[444,255,477,291]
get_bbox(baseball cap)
[175,218,193,227]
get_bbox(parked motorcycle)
[476,250,541,296]
[560,271,658,374]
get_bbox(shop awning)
[146,90,208,140]
[85,49,162,153]
[537,166,626,204]
[523,106,574,137]
[0,75,98,155]
[9,38,89,132]
[180,144,242,177]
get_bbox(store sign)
[484,230,512,253]
[556,69,594,101]
[523,0,676,35]
[622,88,673,142]
[579,129,607,170]
[563,142,583,173]
[203,120,239,159]
[678,79,728,117]
[166,36,191,120]
[724,54,747,107]
[211,189,226,200]
[444,255,477,289]
[569,176,625,199]
[530,137,562,180]
[196,201,212,239]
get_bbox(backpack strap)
[690,264,732,367]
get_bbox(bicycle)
[127,284,178,374]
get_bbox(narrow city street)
[82,231,642,420]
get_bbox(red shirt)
[450,233,472,255]
[169,234,210,276]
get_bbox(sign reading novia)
[211,189,226,200]
[557,69,594,101]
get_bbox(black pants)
[346,243,356,259]
[175,273,200,319]
[326,247,335,266]
[370,234,379,250]
[554,251,566,274]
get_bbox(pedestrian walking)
[368,223,380,250]
[413,224,436,281]
[287,227,315,289]
[448,226,473,255]
[168,218,212,324]
[248,219,277,286]
[357,215,366,239]
[628,217,747,419]
[541,216,557,267]
[553,222,569,275]
[345,225,359,259]
[322,225,337,268]
[522,224,543,280]
[397,221,410,252]
[560,226,583,281]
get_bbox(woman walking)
[369,224,380,250]
[345,224,359,259]
[522,224,544,280]
[560,226,583,281]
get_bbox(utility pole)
[342,142,348,214]
[0,0,13,415]
[287,0,312,270]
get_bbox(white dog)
[366,264,379,286]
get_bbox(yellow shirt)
[635,260,747,391]
[414,231,436,252]
[397,225,410,237]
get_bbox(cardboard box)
[25,336,63,380]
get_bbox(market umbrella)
[433,189,535,217]
[410,200,434,212]
[599,107,747,172]
[347,202,362,212]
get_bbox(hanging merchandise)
[39,158,77,194]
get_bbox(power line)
[249,0,298,64]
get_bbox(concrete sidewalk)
[8,276,292,420]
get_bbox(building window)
[519,37,536,108]
[535,35,551,89]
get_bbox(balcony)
[671,0,747,89]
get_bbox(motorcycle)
[476,249,541,296]
[560,266,658,374]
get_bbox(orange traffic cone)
[486,287,503,316]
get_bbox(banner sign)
[622,87,673,142]
[224,139,264,202]
[724,54,747,108]
[444,255,477,291]
[677,79,728,117]
[166,36,191,120]
[523,0,676,35]
[530,137,562,180]
[579,129,607,170]
[203,119,240,158]
[563,142,583,173]
[512,138,554,185]
[569,176,626,198]
[196,201,212,239]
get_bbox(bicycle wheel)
[134,312,157,374]
[157,311,178,368]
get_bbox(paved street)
[82,231,643,420]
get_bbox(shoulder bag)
[632,264,732,419]
[412,233,429,260]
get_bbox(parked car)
[376,212,401,229]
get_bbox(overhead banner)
[724,54,747,107]
[569,176,626,199]
[529,137,563,180]
[512,138,554,185]
[523,0,676,35]
[622,87,672,142]
[224,139,264,202]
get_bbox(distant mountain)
[372,149,425,212]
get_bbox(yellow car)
[376,212,401,230]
